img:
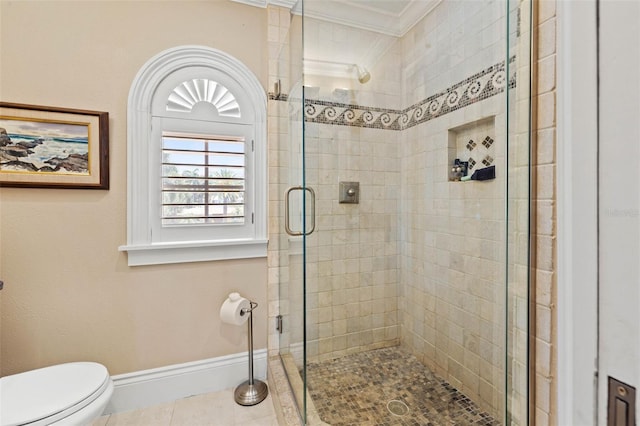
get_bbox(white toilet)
[0,362,114,426]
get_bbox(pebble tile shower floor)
[305,347,499,426]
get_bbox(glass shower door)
[271,4,312,423]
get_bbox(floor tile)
[241,414,280,426]
[96,385,279,426]
[234,393,277,423]
[90,416,109,426]
[105,401,174,426]
[170,390,236,426]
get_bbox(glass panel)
[271,2,308,423]
[506,0,532,423]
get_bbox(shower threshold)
[280,352,329,425]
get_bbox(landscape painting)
[0,103,109,189]
[0,118,89,174]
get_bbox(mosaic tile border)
[304,99,405,130]
[269,57,517,131]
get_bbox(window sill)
[119,239,268,266]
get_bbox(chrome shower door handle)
[285,186,316,236]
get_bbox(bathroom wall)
[0,0,269,377]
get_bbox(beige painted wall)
[0,0,269,376]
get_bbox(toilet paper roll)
[220,292,251,326]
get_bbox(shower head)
[356,65,371,84]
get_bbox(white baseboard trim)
[104,349,267,414]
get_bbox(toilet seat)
[0,362,112,426]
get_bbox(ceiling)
[300,0,440,37]
[232,0,441,37]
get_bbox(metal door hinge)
[276,315,283,334]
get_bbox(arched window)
[120,46,267,266]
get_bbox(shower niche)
[448,117,497,182]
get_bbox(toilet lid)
[0,362,110,426]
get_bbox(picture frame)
[0,102,109,189]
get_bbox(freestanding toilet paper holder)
[234,300,269,406]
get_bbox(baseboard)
[104,349,267,414]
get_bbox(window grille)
[161,132,245,226]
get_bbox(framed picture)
[0,102,109,189]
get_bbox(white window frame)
[119,46,267,266]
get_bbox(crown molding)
[269,0,298,8]
[300,0,440,37]
[232,0,441,37]
[230,0,297,9]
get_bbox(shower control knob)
[339,182,359,204]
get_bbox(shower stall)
[269,0,532,424]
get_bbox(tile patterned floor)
[305,347,499,426]
[92,388,279,426]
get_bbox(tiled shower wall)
[399,106,507,419]
[534,1,557,424]
[398,0,510,419]
[301,123,402,363]
[402,0,507,109]
[267,0,533,422]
